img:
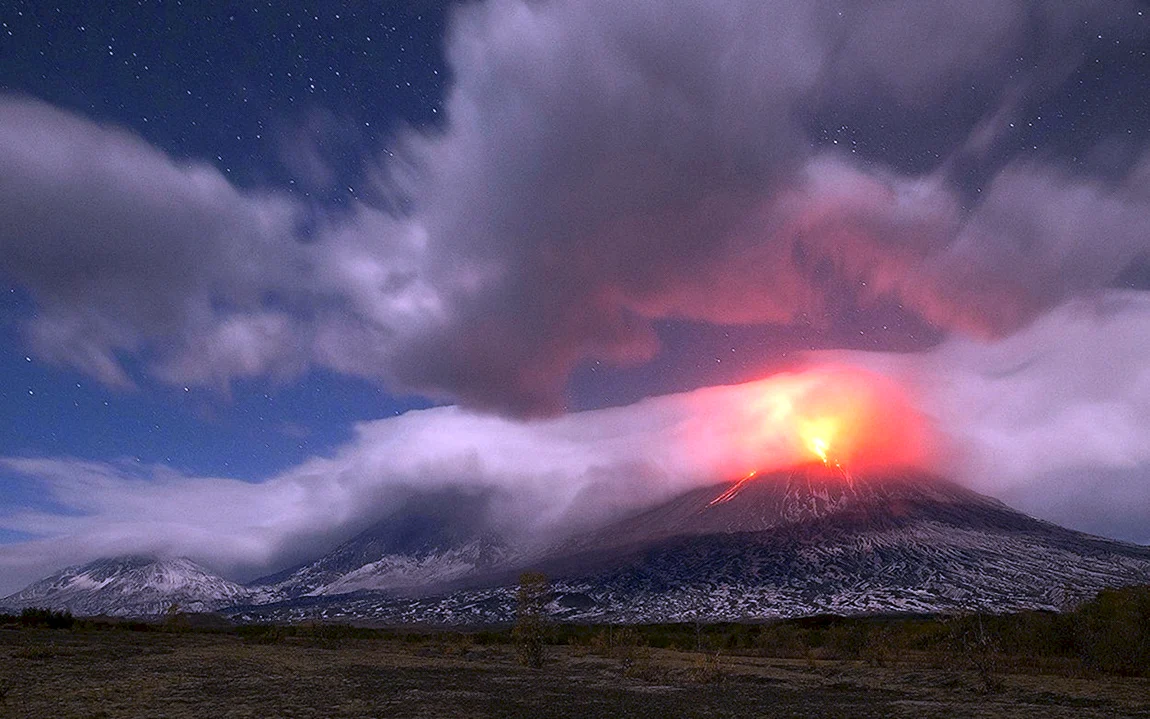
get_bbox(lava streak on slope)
[707,470,759,506]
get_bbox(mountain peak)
[1,555,250,617]
[570,465,990,555]
[247,488,516,600]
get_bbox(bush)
[19,607,75,629]
[947,615,1004,693]
[1073,586,1150,676]
[690,651,724,685]
[512,572,550,668]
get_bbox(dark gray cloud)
[1,0,1148,416]
[0,97,303,387]
[914,159,1150,333]
[0,97,432,393]
[382,0,1150,413]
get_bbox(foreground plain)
[1,627,1148,719]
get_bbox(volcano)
[12,466,1150,624]
[524,466,1150,622]
[562,463,1008,554]
[231,465,1150,624]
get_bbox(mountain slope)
[1,556,250,617]
[232,466,1150,624]
[13,466,1150,623]
[564,464,1016,554]
[249,488,515,601]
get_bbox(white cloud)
[0,365,919,594]
[836,291,1150,540]
[4,292,1148,595]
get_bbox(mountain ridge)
[229,467,1150,624]
[8,467,1150,622]
[246,487,516,602]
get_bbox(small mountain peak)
[2,554,249,617]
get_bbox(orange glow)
[688,364,931,478]
[806,433,831,465]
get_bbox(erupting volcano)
[702,365,932,485]
[376,368,1149,624]
[702,365,924,506]
[476,459,1150,624]
[14,368,1150,627]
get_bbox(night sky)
[0,0,943,478]
[1,0,1149,589]
[1,1,451,480]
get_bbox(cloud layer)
[3,290,1149,594]
[2,0,1148,413]
[0,364,917,592]
[841,291,1150,544]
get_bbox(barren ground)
[1,628,1148,718]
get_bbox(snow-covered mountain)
[11,465,1150,623]
[1,556,251,617]
[233,465,1150,624]
[248,487,516,602]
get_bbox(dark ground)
[1,628,1148,718]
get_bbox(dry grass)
[1,628,1148,718]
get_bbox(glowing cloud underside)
[690,364,932,479]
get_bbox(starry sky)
[1,0,1150,589]
[1,1,451,481]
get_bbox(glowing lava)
[694,364,930,503]
[809,437,830,465]
[708,470,758,506]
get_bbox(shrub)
[690,651,724,685]
[945,615,1003,692]
[1073,586,1150,676]
[19,607,75,630]
[512,572,550,668]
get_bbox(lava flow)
[708,425,854,507]
[799,420,851,478]
[707,470,758,506]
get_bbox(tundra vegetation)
[0,586,1147,718]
